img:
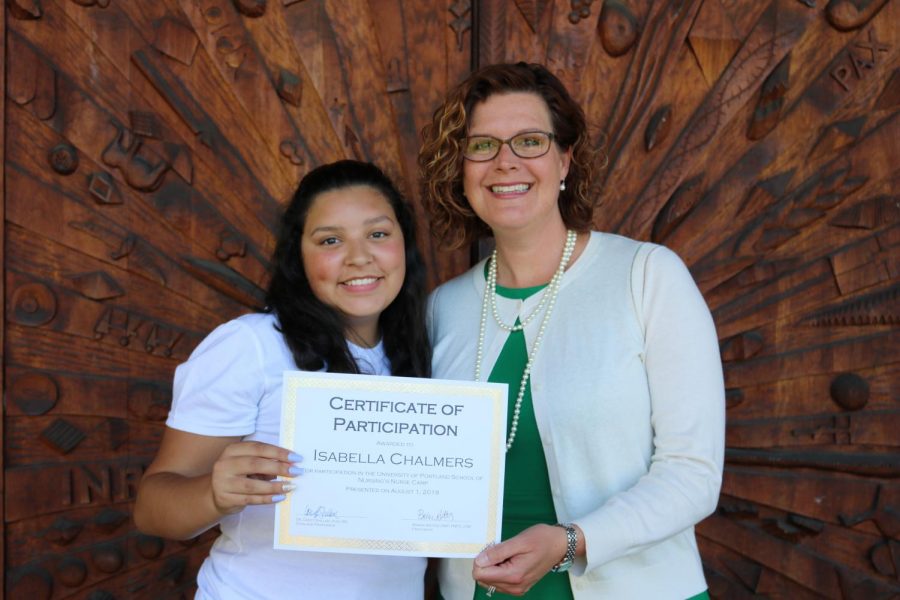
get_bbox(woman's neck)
[493,225,582,288]
[345,325,380,349]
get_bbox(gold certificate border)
[277,372,506,555]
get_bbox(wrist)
[550,523,578,573]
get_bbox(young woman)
[134,160,431,599]
[419,63,725,599]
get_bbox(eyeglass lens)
[464,132,552,161]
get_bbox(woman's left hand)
[472,524,569,596]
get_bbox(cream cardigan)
[426,232,725,599]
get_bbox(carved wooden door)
[491,1,897,598]
[3,1,898,599]
[3,0,470,597]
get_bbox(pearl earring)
[560,180,566,191]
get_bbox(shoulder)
[187,312,282,362]
[583,232,690,277]
[587,231,653,262]
[433,262,483,295]
[230,312,282,339]
[428,263,483,312]
[427,262,483,342]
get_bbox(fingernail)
[271,494,286,502]
[282,483,297,493]
[288,466,304,476]
[475,553,489,567]
[288,452,303,462]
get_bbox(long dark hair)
[265,160,431,378]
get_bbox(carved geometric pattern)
[40,419,87,454]
[644,104,673,152]
[513,0,550,33]
[10,282,58,327]
[598,0,637,56]
[87,171,123,205]
[568,0,594,25]
[56,556,88,588]
[276,68,303,105]
[69,271,125,300]
[91,543,125,573]
[48,143,79,175]
[93,508,129,532]
[826,0,890,31]
[234,0,267,18]
[802,285,900,327]
[8,372,59,416]
[449,0,472,52]
[808,116,867,160]
[8,0,42,20]
[688,0,742,87]
[129,110,162,139]
[748,53,791,141]
[5,1,899,598]
[152,17,200,66]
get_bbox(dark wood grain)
[476,2,899,598]
[4,0,899,597]
[1,0,6,584]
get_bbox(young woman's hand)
[135,429,303,539]
[209,440,302,514]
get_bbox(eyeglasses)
[463,131,555,162]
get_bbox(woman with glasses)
[419,62,724,599]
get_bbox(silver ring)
[486,585,496,597]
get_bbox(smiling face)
[463,92,571,238]
[301,185,406,346]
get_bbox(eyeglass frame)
[462,130,557,162]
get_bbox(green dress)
[471,282,573,600]
[464,280,710,600]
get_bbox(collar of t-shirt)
[347,338,391,376]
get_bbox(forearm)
[134,471,225,540]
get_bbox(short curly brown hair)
[419,62,598,249]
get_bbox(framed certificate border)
[275,372,507,557]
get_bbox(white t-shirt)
[167,312,425,600]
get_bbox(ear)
[559,146,572,180]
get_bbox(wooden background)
[3,0,898,598]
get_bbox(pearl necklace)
[475,230,577,451]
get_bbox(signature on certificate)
[304,505,339,519]
[417,509,454,522]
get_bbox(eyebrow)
[308,215,396,235]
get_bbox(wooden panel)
[3,0,469,597]
[1,0,6,588]
[477,1,900,598]
[4,0,897,597]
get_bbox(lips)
[490,183,531,193]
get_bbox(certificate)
[275,371,508,557]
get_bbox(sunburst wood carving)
[3,0,469,597]
[477,1,899,598]
[3,0,898,598]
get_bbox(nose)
[344,240,373,266]
[493,142,520,169]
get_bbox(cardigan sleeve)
[576,245,725,572]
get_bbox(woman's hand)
[472,524,570,596]
[135,430,303,539]
[210,440,302,514]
